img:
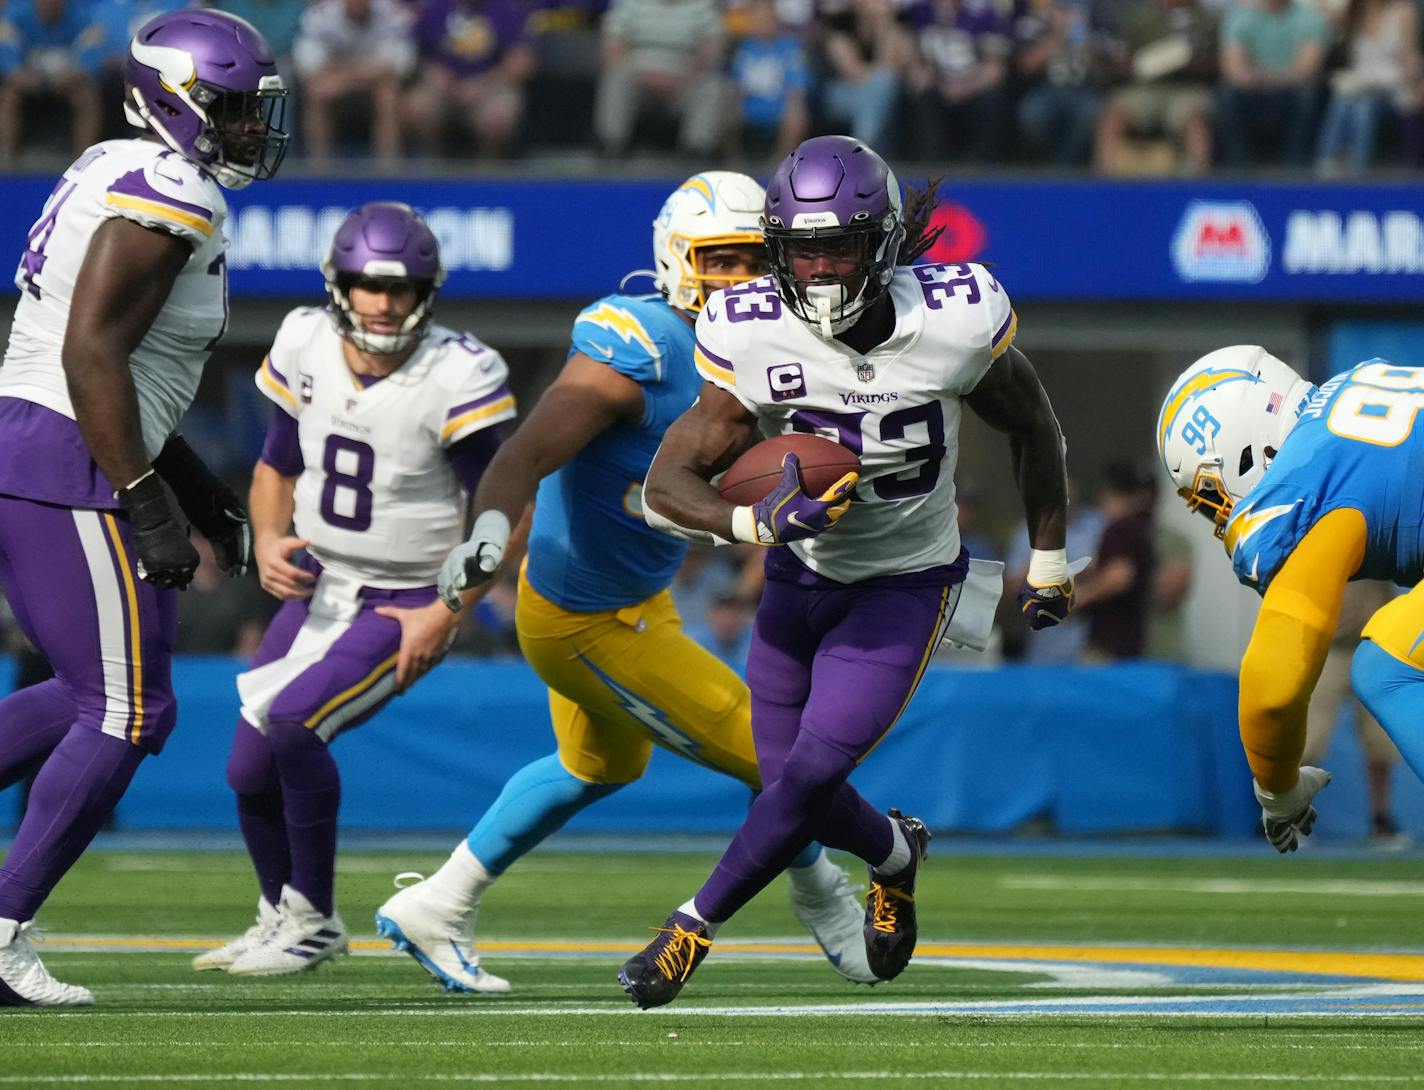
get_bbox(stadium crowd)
[0,0,1419,175]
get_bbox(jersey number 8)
[321,435,375,531]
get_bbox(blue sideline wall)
[2,658,1421,839]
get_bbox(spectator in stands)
[0,0,107,164]
[1094,0,1218,174]
[819,0,916,153]
[685,592,754,673]
[1314,0,1421,175]
[1014,0,1113,167]
[405,0,536,159]
[1216,0,1328,168]
[292,0,416,164]
[593,0,725,158]
[1301,580,1407,845]
[213,0,306,64]
[1140,472,1194,661]
[1072,460,1156,662]
[724,0,811,163]
[907,0,1015,163]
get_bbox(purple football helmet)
[321,202,447,355]
[762,135,905,337]
[124,10,287,190]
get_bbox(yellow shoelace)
[868,883,913,935]
[650,923,712,982]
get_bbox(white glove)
[1253,766,1332,853]
[438,510,511,612]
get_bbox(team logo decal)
[1171,201,1271,284]
[767,362,806,402]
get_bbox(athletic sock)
[427,840,494,912]
[873,818,910,877]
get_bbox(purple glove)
[1018,579,1075,630]
[750,453,858,545]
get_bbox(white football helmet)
[1156,345,1315,537]
[652,172,765,313]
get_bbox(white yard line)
[1000,877,1424,897]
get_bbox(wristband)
[1026,547,1069,587]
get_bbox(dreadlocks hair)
[899,177,945,266]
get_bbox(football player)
[622,136,1073,1008]
[1157,346,1424,854]
[0,10,287,1006]
[190,203,515,977]
[377,172,877,994]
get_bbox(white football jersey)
[256,308,516,587]
[694,263,1017,582]
[0,139,229,459]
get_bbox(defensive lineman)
[381,172,876,993]
[0,10,288,1005]
[624,136,1074,1007]
[1158,347,1424,853]
[191,203,515,977]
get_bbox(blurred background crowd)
[0,0,1421,176]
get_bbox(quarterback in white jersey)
[0,10,287,1008]
[622,137,1073,1010]
[195,202,515,980]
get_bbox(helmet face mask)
[124,10,288,190]
[321,203,446,356]
[1157,345,1314,541]
[763,135,904,338]
[653,172,766,313]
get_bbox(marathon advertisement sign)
[0,175,1418,302]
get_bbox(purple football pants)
[225,582,437,917]
[694,574,954,923]
[0,495,175,922]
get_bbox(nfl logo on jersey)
[857,362,875,383]
[300,375,313,404]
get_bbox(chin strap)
[814,295,835,339]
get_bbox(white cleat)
[192,896,281,972]
[789,862,879,985]
[0,918,94,1006]
[374,873,510,995]
[227,886,347,977]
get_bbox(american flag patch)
[1266,392,1283,414]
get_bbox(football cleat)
[191,896,280,972]
[788,862,877,985]
[864,809,931,982]
[618,910,712,1010]
[374,873,510,995]
[227,886,347,977]
[0,918,94,1006]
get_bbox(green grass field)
[7,845,1424,1088]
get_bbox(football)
[717,434,861,505]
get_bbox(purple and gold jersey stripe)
[101,513,145,745]
[442,386,515,441]
[259,355,297,410]
[304,651,399,734]
[859,583,955,765]
[105,168,215,238]
[990,309,1018,361]
[694,340,736,386]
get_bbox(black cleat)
[618,911,712,1010]
[864,809,931,982]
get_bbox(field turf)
[6,845,1424,1088]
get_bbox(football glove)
[1018,554,1090,631]
[739,453,858,546]
[152,436,251,576]
[1254,766,1332,853]
[439,509,510,611]
[117,470,199,590]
